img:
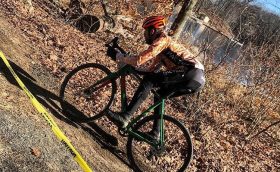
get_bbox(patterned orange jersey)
[119,33,204,72]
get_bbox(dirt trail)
[0,3,130,172]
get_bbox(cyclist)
[109,16,205,138]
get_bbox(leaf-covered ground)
[0,0,279,171]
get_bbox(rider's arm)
[119,35,169,67]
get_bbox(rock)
[6,95,15,102]
[31,147,41,157]
[1,92,9,97]
[49,53,58,61]
[20,0,34,14]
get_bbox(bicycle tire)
[60,63,117,122]
[127,115,193,172]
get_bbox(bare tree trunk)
[170,0,198,40]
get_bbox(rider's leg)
[108,75,154,127]
[158,68,205,97]
[149,71,187,139]
[150,95,161,138]
[169,69,205,97]
[149,68,205,136]
[124,76,154,118]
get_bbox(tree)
[170,0,198,39]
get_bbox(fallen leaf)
[31,147,41,157]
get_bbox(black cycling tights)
[124,68,205,133]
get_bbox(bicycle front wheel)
[127,115,193,172]
[60,63,117,122]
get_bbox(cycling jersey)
[109,32,206,133]
[119,33,204,72]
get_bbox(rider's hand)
[114,48,126,68]
[115,48,125,63]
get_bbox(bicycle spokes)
[128,130,160,146]
[60,63,116,120]
[83,79,111,98]
[147,145,167,161]
[127,115,193,172]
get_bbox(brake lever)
[107,37,127,54]
[105,37,128,61]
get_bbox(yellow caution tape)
[0,51,92,172]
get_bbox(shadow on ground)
[0,59,131,168]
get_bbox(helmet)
[142,16,166,29]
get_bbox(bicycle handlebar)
[105,37,127,61]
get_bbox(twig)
[246,119,280,140]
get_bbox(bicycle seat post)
[159,98,165,116]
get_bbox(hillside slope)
[0,1,130,172]
[0,0,279,172]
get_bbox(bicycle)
[59,37,193,172]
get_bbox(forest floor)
[0,0,279,172]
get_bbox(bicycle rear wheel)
[127,115,193,172]
[60,63,117,122]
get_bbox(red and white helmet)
[142,16,166,29]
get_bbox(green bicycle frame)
[92,64,166,147]
[126,99,165,147]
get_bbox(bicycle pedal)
[83,90,91,98]
[147,152,153,161]
[118,128,128,137]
